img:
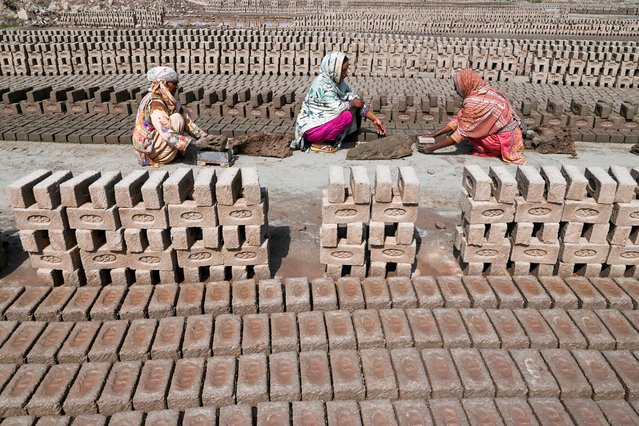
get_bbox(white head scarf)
[319,51,347,85]
[147,66,179,83]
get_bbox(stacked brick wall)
[57,10,164,28]
[321,166,419,279]
[455,164,639,278]
[9,167,270,285]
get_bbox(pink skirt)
[304,110,353,144]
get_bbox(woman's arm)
[419,135,456,154]
[149,101,194,151]
[182,106,207,138]
[364,109,386,135]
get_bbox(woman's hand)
[418,144,435,154]
[351,98,363,109]
[374,119,386,136]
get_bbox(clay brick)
[88,171,121,209]
[27,322,73,364]
[597,309,639,349]
[0,415,34,426]
[299,311,328,351]
[56,321,100,363]
[361,277,391,309]
[450,348,494,398]
[97,360,141,415]
[0,286,23,319]
[119,318,157,361]
[192,169,216,207]
[36,416,71,426]
[310,278,338,311]
[145,409,181,426]
[398,166,420,205]
[0,364,48,417]
[437,276,471,308]
[492,166,521,203]
[389,348,430,399]
[160,168,193,206]
[374,165,392,203]
[412,277,444,309]
[360,348,397,399]
[148,284,178,318]
[107,411,144,426]
[269,351,300,401]
[257,279,283,313]
[585,166,616,204]
[300,351,332,400]
[62,287,100,322]
[60,171,101,208]
[27,363,79,416]
[537,276,578,308]
[589,277,633,309]
[598,400,639,425]
[463,165,492,201]
[564,277,607,308]
[512,276,551,309]
[202,356,236,406]
[563,399,608,425]
[327,401,362,426]
[231,279,257,315]
[336,277,365,311]
[240,313,269,354]
[403,308,440,349]
[463,399,504,426]
[359,399,397,425]
[182,314,213,357]
[572,349,625,400]
[149,316,183,360]
[486,309,528,349]
[175,283,203,316]
[32,170,72,209]
[434,309,471,348]
[461,276,498,309]
[514,309,557,348]
[486,277,525,308]
[5,287,50,321]
[89,286,125,321]
[349,166,371,204]
[387,277,417,308]
[460,308,500,349]
[330,349,365,400]
[421,349,462,398]
[8,169,52,208]
[540,309,587,349]
[429,399,468,425]
[14,205,69,232]
[203,281,230,315]
[285,277,311,312]
[271,312,298,352]
[236,354,268,405]
[393,399,432,426]
[483,349,527,397]
[567,309,614,350]
[561,164,588,200]
[218,197,267,226]
[166,358,204,409]
[541,349,591,398]
[212,314,241,356]
[606,352,639,402]
[120,285,153,320]
[71,415,107,426]
[33,287,74,322]
[511,349,559,397]
[293,401,326,425]
[114,170,148,208]
[379,309,412,348]
[87,320,127,363]
[219,405,253,426]
[528,398,572,425]
[349,309,383,349]
[257,401,290,426]
[215,167,241,206]
[495,398,536,425]
[322,194,370,225]
[326,310,357,349]
[63,362,111,415]
[183,407,217,426]
[609,165,636,203]
[614,278,639,307]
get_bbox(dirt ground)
[524,127,577,155]
[1,139,637,285]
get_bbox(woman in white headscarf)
[291,52,386,153]
[132,66,210,166]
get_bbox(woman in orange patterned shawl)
[420,69,526,165]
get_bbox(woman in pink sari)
[420,69,526,165]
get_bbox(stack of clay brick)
[10,167,270,285]
[456,164,639,278]
[321,165,419,279]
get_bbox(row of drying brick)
[3,275,639,322]
[3,348,639,418]
[3,305,639,366]
[2,397,636,426]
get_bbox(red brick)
[437,276,471,308]
[212,314,241,356]
[463,399,504,426]
[119,285,153,320]
[148,284,178,318]
[97,360,142,415]
[604,350,639,399]
[63,362,111,415]
[285,277,311,312]
[145,409,181,426]
[393,400,432,426]
[0,363,17,394]
[388,277,418,308]
[529,398,574,425]
[360,399,397,425]
[336,277,365,311]
[421,349,463,398]
[0,364,49,416]
[257,279,283,314]
[512,276,552,309]
[182,407,217,426]
[511,349,560,397]
[495,399,536,426]
[236,354,268,405]
[271,312,298,353]
[108,412,144,426]
[411,276,444,308]
[330,349,365,400]
[597,309,639,349]
[352,309,384,349]
[33,287,75,321]
[538,276,579,308]
[615,278,639,308]
[326,401,362,426]
[119,319,157,361]
[0,322,46,364]
[487,277,525,308]
[460,308,500,349]
[481,349,527,397]
[175,283,203,316]
[89,286,126,321]
[257,401,290,426]
[87,320,127,362]
[514,309,558,348]
[57,321,101,363]
[167,358,204,409]
[204,280,230,316]
[541,349,592,398]
[540,309,587,349]
[360,348,397,399]
[451,348,494,397]
[71,415,108,426]
[486,309,529,349]
[461,276,498,308]
[564,277,607,309]
[429,399,469,426]
[562,399,608,425]
[598,400,639,425]
[132,358,173,411]
[202,356,236,406]
[380,309,412,348]
[326,310,357,349]
[589,277,633,309]
[300,351,332,400]
[62,287,100,322]
[231,279,257,315]
[572,349,625,400]
[362,277,391,309]
[4,287,49,321]
[0,286,23,319]
[391,348,431,399]
[2,416,35,426]
[298,312,327,351]
[269,351,300,402]
[26,363,79,416]
[405,308,441,349]
[433,309,471,348]
[219,405,253,426]
[150,316,184,360]
[292,401,326,426]
[567,309,615,350]
[182,314,213,358]
[242,313,269,354]
[310,278,338,311]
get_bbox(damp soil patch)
[227,132,292,158]
[346,135,415,160]
[524,127,576,156]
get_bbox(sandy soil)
[1,140,637,284]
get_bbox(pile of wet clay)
[227,132,293,158]
[346,134,414,160]
[524,127,576,155]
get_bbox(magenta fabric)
[304,110,353,144]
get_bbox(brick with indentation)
[236,354,268,405]
[62,287,100,322]
[108,411,144,426]
[537,276,578,308]
[564,277,607,308]
[284,277,310,313]
[599,400,639,425]
[572,349,624,400]
[241,313,269,354]
[149,316,183,360]
[434,309,471,348]
[0,287,23,320]
[437,276,471,308]
[231,279,257,315]
[300,351,332,401]
[167,358,204,410]
[389,348,430,399]
[119,319,157,361]
[460,309,499,349]
[540,309,587,349]
[292,401,326,425]
[298,312,327,351]
[514,309,557,348]
[5,287,50,321]
[146,284,177,319]
[562,399,608,425]
[145,409,180,426]
[494,398,535,424]
[461,276,498,309]
[71,414,107,426]
[119,285,153,320]
[336,277,365,311]
[182,314,212,358]
[62,362,110,415]
[27,322,73,364]
[360,399,397,425]
[615,278,639,307]
[326,310,357,349]
[483,349,527,397]
[330,349,365,401]
[213,314,241,356]
[269,351,300,402]
[512,276,551,309]
[429,399,468,425]
[57,321,100,363]
[257,401,290,425]
[219,405,252,426]
[33,287,74,322]
[597,309,639,349]
[257,279,283,314]
[380,309,412,348]
[394,399,432,426]
[451,348,494,397]
[411,276,443,308]
[511,349,559,397]
[0,321,46,364]
[183,407,216,426]
[327,401,362,426]
[463,399,504,426]
[89,286,125,321]
[387,277,417,308]
[0,363,49,416]
[87,320,127,363]
[486,309,528,349]
[310,278,338,311]
[541,349,591,398]
[361,277,391,309]
[351,309,383,349]
[528,398,571,424]
[486,277,524,308]
[405,308,441,349]
[97,360,141,415]
[203,281,229,316]
[589,277,633,309]
[26,363,79,416]
[567,309,615,350]
[360,348,397,399]
[202,356,235,406]
[271,312,298,353]
[421,349,462,398]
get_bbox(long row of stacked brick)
[455,164,639,278]
[321,166,419,279]
[9,167,270,285]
